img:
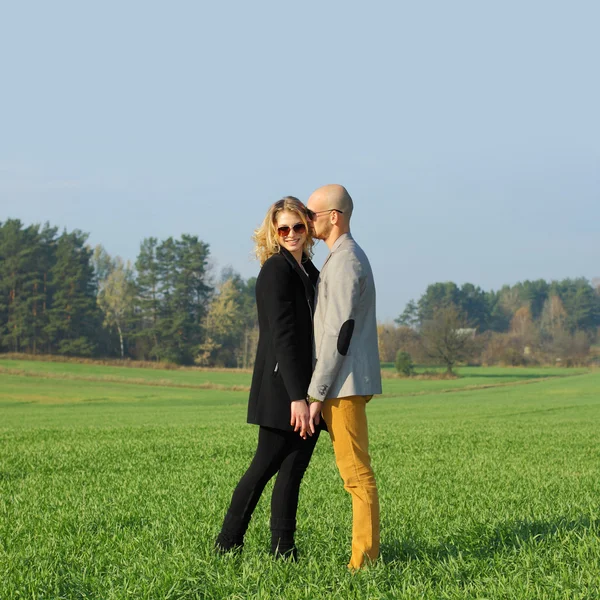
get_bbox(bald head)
[307,184,354,248]
[308,184,354,219]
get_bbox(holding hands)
[290,399,322,439]
[290,400,311,439]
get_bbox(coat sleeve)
[308,252,362,401]
[259,258,307,402]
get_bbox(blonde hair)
[253,196,314,265]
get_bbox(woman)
[215,196,320,559]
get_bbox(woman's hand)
[290,400,311,439]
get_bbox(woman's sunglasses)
[277,223,307,237]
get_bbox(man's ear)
[330,211,339,225]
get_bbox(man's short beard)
[318,221,333,240]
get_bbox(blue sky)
[1,1,599,320]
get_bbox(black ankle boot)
[215,513,247,554]
[270,539,298,561]
[215,531,244,554]
[270,517,297,561]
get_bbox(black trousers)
[217,425,320,552]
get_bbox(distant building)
[455,328,476,339]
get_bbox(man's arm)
[308,252,362,401]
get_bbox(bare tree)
[510,305,535,339]
[377,322,403,363]
[377,323,423,364]
[420,304,476,375]
[198,278,245,367]
[540,295,567,339]
[97,257,135,359]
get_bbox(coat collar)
[278,245,305,271]
[278,247,318,292]
[321,232,353,270]
[331,232,352,252]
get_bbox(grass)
[1,360,600,598]
[0,358,252,387]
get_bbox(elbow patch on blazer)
[337,319,355,356]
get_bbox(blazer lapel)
[320,233,352,274]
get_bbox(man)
[306,184,382,570]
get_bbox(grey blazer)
[307,233,382,401]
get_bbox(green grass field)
[1,359,599,599]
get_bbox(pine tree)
[135,237,162,360]
[0,220,57,353]
[29,224,58,354]
[152,235,211,364]
[551,278,600,333]
[45,230,100,356]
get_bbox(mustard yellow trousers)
[321,395,380,569]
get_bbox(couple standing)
[215,184,382,570]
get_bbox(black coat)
[247,247,319,431]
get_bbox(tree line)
[381,280,600,372]
[0,219,257,367]
[2,218,599,369]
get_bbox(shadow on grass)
[381,515,599,564]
